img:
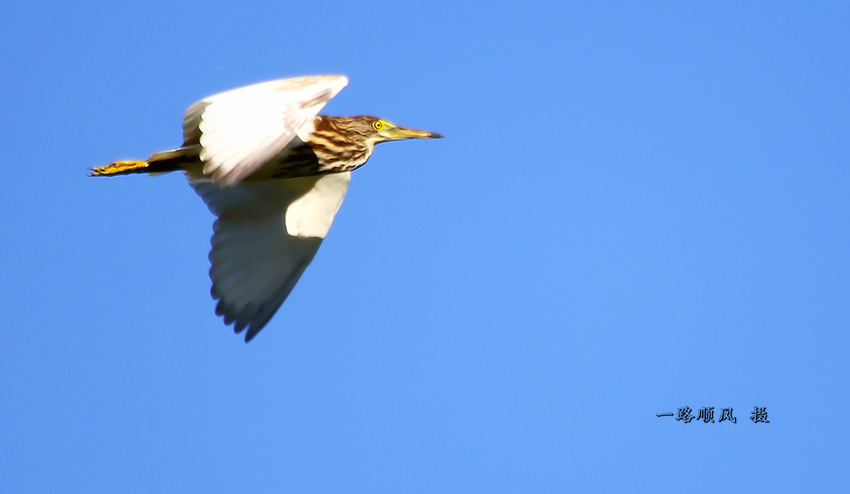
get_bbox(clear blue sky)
[1,1,848,492]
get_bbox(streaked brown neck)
[306,115,375,173]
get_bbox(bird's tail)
[89,148,194,177]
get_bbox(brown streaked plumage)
[90,75,441,342]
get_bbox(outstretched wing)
[188,171,352,341]
[182,75,349,188]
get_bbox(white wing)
[188,172,352,341]
[182,75,349,188]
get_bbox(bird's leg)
[89,160,150,176]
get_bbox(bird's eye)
[373,121,384,130]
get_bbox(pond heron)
[92,75,442,341]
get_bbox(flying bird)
[91,75,442,341]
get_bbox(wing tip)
[214,296,276,343]
[231,317,271,343]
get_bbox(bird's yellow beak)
[382,125,444,141]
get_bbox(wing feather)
[184,75,349,188]
[188,171,351,341]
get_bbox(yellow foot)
[89,160,149,176]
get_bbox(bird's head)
[309,115,443,168]
[364,117,444,144]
